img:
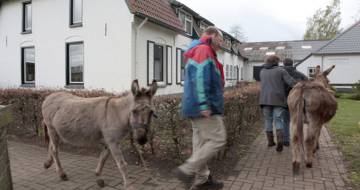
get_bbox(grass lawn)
[330,98,360,187]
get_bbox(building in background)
[0,0,247,95]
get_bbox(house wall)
[297,55,360,85]
[133,18,245,95]
[0,0,133,92]
[243,61,263,81]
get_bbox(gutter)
[134,17,148,80]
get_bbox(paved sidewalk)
[9,127,351,190]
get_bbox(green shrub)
[351,81,360,100]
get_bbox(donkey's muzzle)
[134,128,148,145]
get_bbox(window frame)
[69,0,83,28]
[308,67,316,78]
[66,41,84,86]
[22,1,32,34]
[21,46,35,85]
[179,10,193,36]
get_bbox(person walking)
[259,55,296,152]
[174,26,226,190]
[283,58,308,146]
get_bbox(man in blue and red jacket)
[174,27,226,190]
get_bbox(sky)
[177,0,360,42]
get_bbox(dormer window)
[244,47,253,51]
[224,38,231,48]
[276,46,286,50]
[179,10,193,35]
[260,47,269,50]
[199,22,208,33]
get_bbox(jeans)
[179,115,227,185]
[262,106,286,132]
[283,108,291,143]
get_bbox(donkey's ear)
[315,65,321,76]
[148,80,157,97]
[323,65,335,76]
[131,79,140,96]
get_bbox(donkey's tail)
[43,121,50,144]
[296,92,305,152]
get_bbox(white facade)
[297,54,360,85]
[242,61,263,81]
[0,0,245,94]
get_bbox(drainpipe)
[321,55,324,71]
[133,17,148,81]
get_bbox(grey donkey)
[42,80,157,189]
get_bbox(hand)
[200,110,212,118]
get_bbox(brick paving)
[9,127,352,190]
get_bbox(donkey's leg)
[291,120,301,175]
[304,123,318,168]
[107,143,133,190]
[44,143,54,169]
[47,127,68,181]
[95,147,110,176]
[130,135,147,170]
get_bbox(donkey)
[288,65,337,174]
[41,80,157,189]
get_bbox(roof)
[239,40,328,62]
[314,20,360,55]
[126,0,184,32]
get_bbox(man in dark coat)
[259,55,296,152]
[283,58,308,146]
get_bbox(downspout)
[133,17,148,80]
[321,55,324,71]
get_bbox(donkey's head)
[314,65,335,90]
[129,80,157,145]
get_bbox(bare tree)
[229,25,248,42]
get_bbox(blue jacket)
[181,36,225,118]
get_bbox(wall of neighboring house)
[0,0,133,92]
[297,54,360,86]
[132,17,192,95]
[219,51,244,87]
[133,17,245,95]
[243,61,264,81]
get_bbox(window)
[276,46,286,50]
[179,10,193,35]
[70,0,83,27]
[22,1,32,33]
[154,44,164,82]
[302,45,312,49]
[66,42,84,85]
[21,47,35,84]
[199,22,208,33]
[244,47,253,51]
[230,65,233,79]
[260,47,269,50]
[226,65,229,79]
[176,48,186,84]
[180,50,185,81]
[266,51,276,56]
[308,67,316,78]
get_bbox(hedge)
[0,83,260,162]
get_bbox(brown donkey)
[42,80,157,189]
[288,65,337,174]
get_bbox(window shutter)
[147,41,155,86]
[176,48,182,84]
[166,46,172,85]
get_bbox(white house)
[296,20,360,91]
[0,0,247,95]
[239,40,328,81]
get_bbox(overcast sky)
[177,0,360,42]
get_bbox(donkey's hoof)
[44,162,52,169]
[97,179,105,188]
[306,162,313,168]
[60,173,68,181]
[292,162,300,175]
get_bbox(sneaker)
[173,168,194,189]
[194,175,224,190]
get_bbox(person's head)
[283,58,294,67]
[202,26,223,51]
[265,55,280,66]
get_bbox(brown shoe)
[266,132,276,147]
[194,175,224,190]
